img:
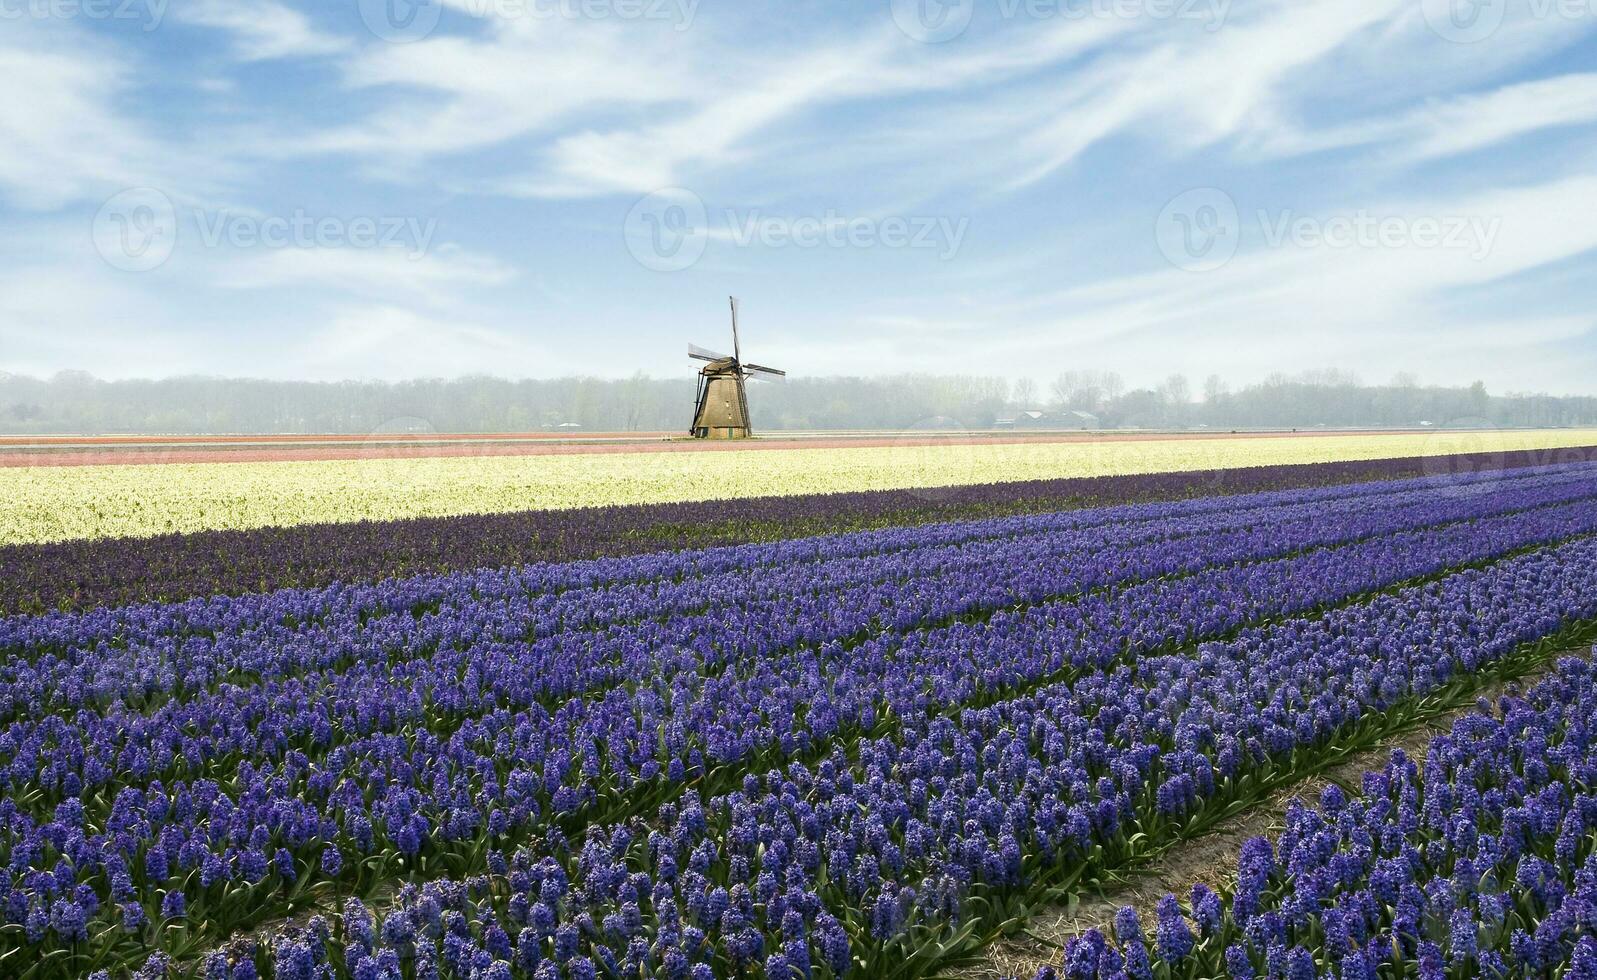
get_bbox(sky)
[1,0,1595,393]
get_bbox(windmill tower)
[689,297,786,439]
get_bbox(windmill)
[688,297,786,439]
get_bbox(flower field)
[5,429,1597,546]
[7,448,1597,978]
[4,445,1588,617]
[1036,656,1597,980]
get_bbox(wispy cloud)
[305,305,563,381]
[1261,72,1597,162]
[850,170,1597,391]
[313,21,688,160]
[0,31,169,209]
[178,0,347,61]
[217,244,516,303]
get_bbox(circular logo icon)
[1420,0,1507,43]
[890,0,975,43]
[358,0,443,43]
[1155,187,1239,273]
[624,187,709,273]
[93,187,178,273]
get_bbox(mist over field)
[5,369,1597,434]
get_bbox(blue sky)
[2,0,1595,392]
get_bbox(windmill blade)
[744,363,787,382]
[729,296,742,365]
[689,343,728,362]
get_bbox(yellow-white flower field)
[4,429,1594,546]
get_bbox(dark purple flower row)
[180,508,1597,980]
[2,446,1587,616]
[1040,655,1597,979]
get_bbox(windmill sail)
[744,363,787,381]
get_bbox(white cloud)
[0,31,166,209]
[1261,72,1597,162]
[849,171,1597,391]
[418,0,1418,203]
[304,305,561,380]
[0,219,217,378]
[216,244,516,304]
[515,17,1134,198]
[941,0,1411,190]
[179,0,347,61]
[293,6,1131,198]
[311,21,687,160]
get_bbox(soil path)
[0,429,1426,467]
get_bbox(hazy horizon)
[0,366,1586,401]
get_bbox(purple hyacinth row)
[3,457,1556,662]
[5,466,1591,823]
[179,508,1597,980]
[1041,655,1597,979]
[7,447,1584,617]
[8,473,1590,838]
[3,464,1588,731]
[7,467,1597,976]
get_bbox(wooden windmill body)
[689,297,785,439]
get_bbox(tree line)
[1,369,1593,434]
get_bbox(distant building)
[998,409,1100,429]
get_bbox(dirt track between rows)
[965,650,1586,979]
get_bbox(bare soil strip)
[0,428,1433,467]
[963,652,1586,980]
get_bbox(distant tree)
[1158,374,1190,425]
[1012,377,1037,410]
[1468,380,1490,417]
[1110,389,1166,428]
[1050,370,1124,413]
